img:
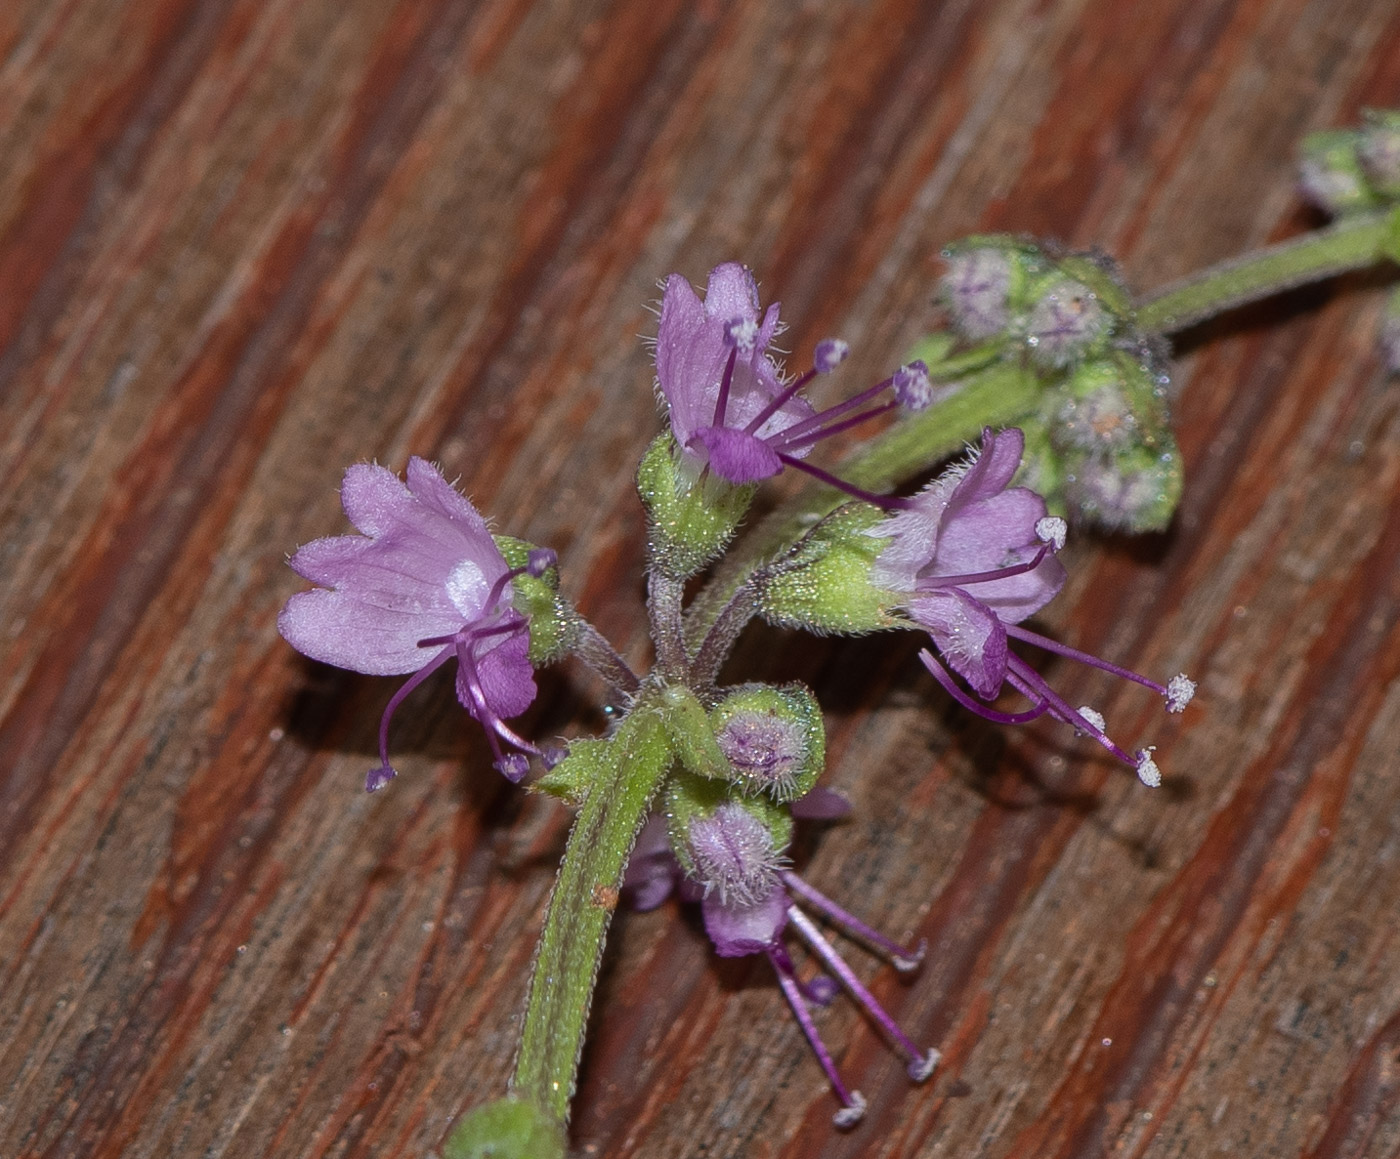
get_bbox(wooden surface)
[4,2,1400,1156]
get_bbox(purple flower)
[632,801,936,1127]
[654,264,933,491]
[279,457,548,790]
[872,427,1194,785]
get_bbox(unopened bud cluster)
[937,236,1182,531]
[1299,109,1400,216]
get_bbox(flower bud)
[1062,438,1183,533]
[1024,276,1112,369]
[1299,130,1376,216]
[1381,285,1400,376]
[939,236,1048,342]
[636,433,756,579]
[664,775,793,901]
[1358,109,1400,198]
[709,683,826,802]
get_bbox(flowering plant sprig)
[275,113,1400,1157]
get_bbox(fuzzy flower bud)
[1358,109,1400,197]
[941,246,1017,340]
[710,683,826,801]
[1299,130,1376,216]
[1025,278,1111,369]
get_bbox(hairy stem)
[573,619,642,699]
[1137,207,1400,333]
[510,707,672,1124]
[648,569,689,680]
[690,578,759,690]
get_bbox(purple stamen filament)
[767,944,865,1122]
[744,367,819,435]
[919,541,1054,589]
[781,872,926,969]
[712,343,740,429]
[1005,623,1169,697]
[787,907,929,1067]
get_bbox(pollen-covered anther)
[724,315,760,351]
[891,938,927,974]
[1076,706,1106,736]
[1165,673,1196,713]
[893,361,933,411]
[814,338,851,374]
[1135,748,1162,788]
[907,1048,942,1083]
[1036,516,1068,552]
[833,1092,867,1129]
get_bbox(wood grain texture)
[2,1,1399,1155]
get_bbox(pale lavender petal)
[464,630,537,721]
[908,587,1009,698]
[655,273,718,445]
[944,427,1024,517]
[404,456,492,539]
[278,588,460,675]
[701,262,761,322]
[340,462,415,537]
[703,883,788,958]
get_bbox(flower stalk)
[509,704,672,1126]
[1137,206,1400,333]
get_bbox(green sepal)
[636,434,756,579]
[658,684,732,781]
[495,536,578,665]
[663,772,794,880]
[758,502,896,635]
[444,1097,566,1159]
[532,736,611,804]
[709,682,826,802]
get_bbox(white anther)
[833,1091,867,1128]
[1036,516,1067,551]
[1165,674,1196,713]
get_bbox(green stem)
[1138,207,1400,333]
[510,705,672,1124]
[685,361,1042,647]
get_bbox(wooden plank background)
[3,1,1400,1155]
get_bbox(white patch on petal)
[1165,673,1196,713]
[445,559,489,616]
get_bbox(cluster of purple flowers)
[278,262,1193,1128]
